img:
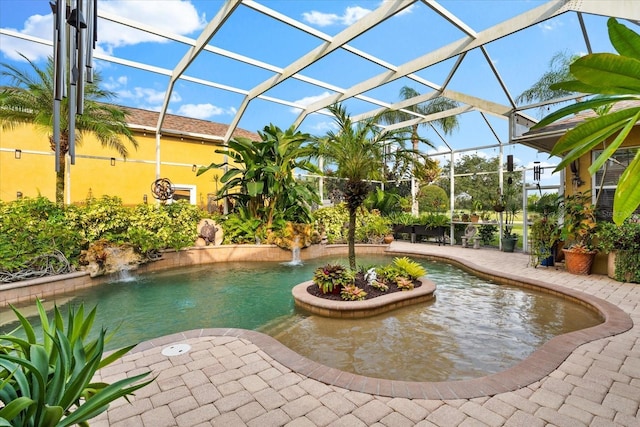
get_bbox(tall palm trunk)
[347,206,357,270]
[49,133,69,205]
[344,179,369,270]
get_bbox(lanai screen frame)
[2,0,639,248]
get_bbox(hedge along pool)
[0,255,601,382]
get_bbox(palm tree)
[0,54,137,205]
[379,86,460,151]
[379,86,459,213]
[515,51,581,113]
[315,103,430,269]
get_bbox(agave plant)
[0,300,152,427]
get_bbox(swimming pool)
[0,255,601,381]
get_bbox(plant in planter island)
[560,192,598,275]
[313,263,354,294]
[597,219,640,283]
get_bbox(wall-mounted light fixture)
[16,191,23,199]
[192,164,197,172]
[110,157,116,166]
[143,194,148,204]
[15,149,21,159]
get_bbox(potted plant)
[470,200,482,223]
[560,192,598,275]
[530,216,561,267]
[501,181,520,252]
[492,188,505,213]
[529,193,562,265]
[597,219,640,283]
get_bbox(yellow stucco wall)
[0,124,226,207]
[562,127,640,275]
[563,127,640,196]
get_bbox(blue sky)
[0,0,623,185]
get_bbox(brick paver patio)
[93,242,640,426]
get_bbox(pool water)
[0,255,601,381]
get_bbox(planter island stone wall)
[292,277,436,318]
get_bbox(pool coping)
[125,248,633,400]
[291,277,436,318]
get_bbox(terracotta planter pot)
[563,248,597,275]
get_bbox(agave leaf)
[9,304,36,345]
[36,299,53,352]
[78,306,97,342]
[40,404,64,427]
[613,150,640,225]
[0,335,33,355]
[98,344,136,370]
[589,110,640,174]
[45,330,72,406]
[58,372,153,427]
[58,331,104,410]
[0,356,46,421]
[0,396,34,422]
[0,359,32,400]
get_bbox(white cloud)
[302,2,412,27]
[97,0,206,53]
[289,91,332,113]
[302,6,372,27]
[177,103,235,120]
[0,13,52,61]
[0,1,206,60]
[538,19,563,33]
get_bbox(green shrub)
[0,196,208,281]
[0,197,82,274]
[418,185,449,212]
[314,204,349,244]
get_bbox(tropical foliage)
[0,300,152,426]
[198,124,320,229]
[0,55,137,205]
[533,18,640,225]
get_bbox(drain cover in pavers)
[161,343,191,356]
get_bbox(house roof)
[514,99,640,154]
[120,105,259,143]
